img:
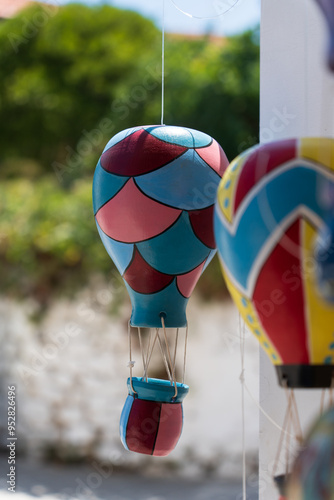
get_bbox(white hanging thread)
[169,0,239,20]
[127,320,188,398]
[127,321,137,395]
[238,313,247,500]
[182,322,188,384]
[161,0,165,126]
[161,316,178,398]
[303,0,309,137]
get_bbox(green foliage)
[0,3,160,169]
[0,3,258,302]
[0,176,113,304]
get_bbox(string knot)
[127,360,135,368]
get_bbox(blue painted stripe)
[137,211,211,275]
[125,279,188,328]
[135,150,221,210]
[92,160,129,213]
[119,395,134,451]
[215,166,331,290]
[95,221,134,275]
[145,125,212,148]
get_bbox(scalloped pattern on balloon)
[93,125,228,327]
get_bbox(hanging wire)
[169,0,239,20]
[127,321,137,394]
[161,316,178,398]
[143,329,159,380]
[182,323,189,384]
[161,0,165,125]
[173,328,179,374]
[238,314,247,500]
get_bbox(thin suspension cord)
[289,389,303,443]
[273,388,294,478]
[137,327,146,375]
[182,323,188,384]
[127,322,137,394]
[143,329,160,380]
[161,316,178,398]
[320,388,326,415]
[239,314,246,500]
[157,330,173,383]
[161,0,165,125]
[303,0,309,136]
[173,328,179,374]
[143,329,152,381]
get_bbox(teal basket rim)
[127,377,189,403]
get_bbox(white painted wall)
[260,1,334,498]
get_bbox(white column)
[259,1,334,499]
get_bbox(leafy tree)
[0,3,160,172]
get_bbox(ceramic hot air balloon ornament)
[93,125,228,456]
[214,137,334,494]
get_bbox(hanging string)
[161,316,178,398]
[320,388,326,415]
[238,314,246,500]
[169,0,239,20]
[273,386,294,478]
[137,327,146,374]
[285,407,292,477]
[173,328,179,374]
[161,0,165,126]
[127,322,137,394]
[182,322,189,384]
[303,0,309,137]
[143,329,159,380]
[157,330,173,382]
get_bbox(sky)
[52,0,260,36]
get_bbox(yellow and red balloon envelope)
[214,138,334,388]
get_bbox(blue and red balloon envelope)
[93,125,228,328]
[93,125,228,455]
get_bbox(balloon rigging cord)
[238,314,247,500]
[128,321,188,398]
[161,0,165,126]
[127,321,137,395]
[303,0,310,137]
[182,323,189,384]
[161,316,178,398]
[319,377,334,415]
[273,385,303,480]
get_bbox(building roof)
[0,0,35,19]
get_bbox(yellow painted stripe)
[299,137,334,172]
[302,219,334,364]
[217,150,249,224]
[220,261,282,365]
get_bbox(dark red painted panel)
[177,261,206,298]
[125,399,161,455]
[189,205,215,248]
[101,129,187,176]
[153,403,183,456]
[124,247,174,294]
[234,139,297,214]
[253,219,309,364]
